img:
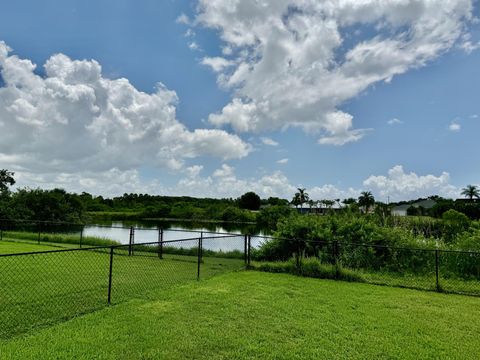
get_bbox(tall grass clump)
[253,257,363,283]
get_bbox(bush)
[256,205,294,230]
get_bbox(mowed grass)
[1,271,479,359]
[0,240,68,254]
[0,240,244,338]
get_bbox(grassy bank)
[1,271,479,359]
[1,230,121,249]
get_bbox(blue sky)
[0,0,479,201]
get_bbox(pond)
[83,219,270,251]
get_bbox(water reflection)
[83,220,269,251]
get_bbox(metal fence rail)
[0,234,246,339]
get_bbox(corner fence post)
[247,235,251,267]
[197,237,202,280]
[158,228,163,259]
[244,234,248,265]
[435,249,440,292]
[108,246,114,304]
[128,226,134,256]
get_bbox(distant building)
[391,199,437,216]
[391,204,410,217]
[291,203,344,215]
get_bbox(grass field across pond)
[1,271,479,359]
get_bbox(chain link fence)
[1,221,479,339]
[249,235,480,296]
[0,233,246,339]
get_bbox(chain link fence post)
[247,234,251,268]
[197,237,202,280]
[244,234,248,265]
[128,226,134,256]
[158,228,163,259]
[435,249,440,292]
[107,246,114,304]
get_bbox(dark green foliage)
[7,188,84,222]
[0,169,15,193]
[256,205,293,229]
[237,192,261,210]
[220,206,256,222]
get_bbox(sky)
[0,0,479,202]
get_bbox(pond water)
[83,220,269,251]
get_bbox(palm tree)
[296,188,309,208]
[461,185,480,201]
[358,191,375,213]
[291,193,301,209]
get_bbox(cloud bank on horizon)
[0,0,477,201]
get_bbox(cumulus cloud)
[363,165,459,201]
[201,57,234,72]
[449,121,461,132]
[0,41,251,184]
[388,118,403,125]
[193,0,474,145]
[176,13,191,25]
[261,137,279,146]
[277,158,288,164]
[175,165,297,198]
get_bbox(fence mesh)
[0,235,247,339]
[249,235,480,296]
[1,223,479,339]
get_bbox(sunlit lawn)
[1,271,479,359]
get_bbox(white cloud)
[175,165,297,199]
[449,121,461,132]
[195,0,474,145]
[212,164,235,178]
[363,165,459,201]
[176,13,191,25]
[10,159,461,202]
[277,158,288,164]
[261,137,279,146]
[201,57,234,72]
[0,41,251,188]
[188,42,201,51]
[388,118,403,125]
[469,114,478,119]
[459,33,480,53]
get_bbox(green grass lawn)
[0,240,69,254]
[0,240,244,338]
[1,271,479,359]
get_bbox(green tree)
[238,192,261,210]
[358,191,375,213]
[291,193,301,209]
[0,169,15,193]
[461,185,480,201]
[295,188,309,208]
